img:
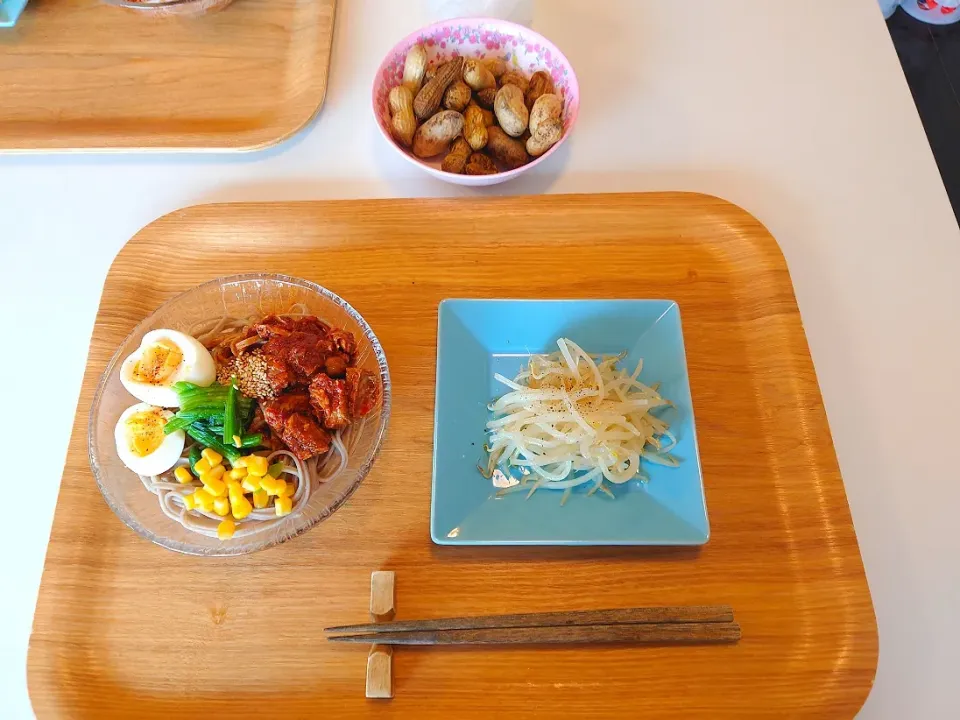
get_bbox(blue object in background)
[902,0,960,24]
[0,0,29,28]
[431,299,708,546]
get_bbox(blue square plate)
[0,0,29,28]
[431,299,708,546]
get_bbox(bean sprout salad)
[481,338,678,504]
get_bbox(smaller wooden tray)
[0,0,336,151]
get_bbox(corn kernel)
[203,464,225,482]
[232,456,247,468]
[227,466,247,481]
[202,475,227,498]
[252,489,269,509]
[259,475,279,496]
[231,493,253,520]
[182,492,197,510]
[273,478,289,498]
[213,496,230,516]
[201,448,223,467]
[245,455,269,477]
[241,476,261,493]
[174,466,194,484]
[193,489,215,512]
[194,457,212,474]
[275,495,293,516]
[217,518,236,540]
[232,434,243,448]
[227,481,244,501]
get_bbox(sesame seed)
[217,349,276,399]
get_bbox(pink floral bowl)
[372,18,579,187]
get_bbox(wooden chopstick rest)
[365,571,395,700]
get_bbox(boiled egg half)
[114,403,185,476]
[120,329,216,407]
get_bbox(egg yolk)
[133,341,183,385]
[126,409,170,457]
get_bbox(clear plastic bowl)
[101,0,235,17]
[88,274,391,556]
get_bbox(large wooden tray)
[0,0,336,152]
[28,193,877,718]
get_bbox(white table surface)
[2,1,959,717]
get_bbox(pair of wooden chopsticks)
[325,605,740,646]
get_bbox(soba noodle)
[137,306,366,541]
[140,430,361,540]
